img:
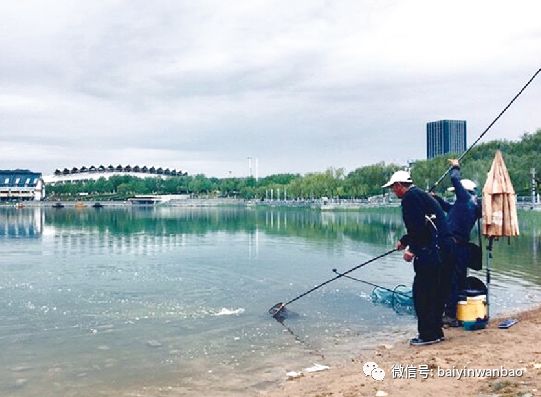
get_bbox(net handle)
[269,248,397,317]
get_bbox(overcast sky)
[1,1,540,177]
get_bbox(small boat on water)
[52,202,64,209]
[92,202,104,208]
[74,201,86,208]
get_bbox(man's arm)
[449,160,470,202]
[432,194,452,212]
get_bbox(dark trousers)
[444,243,469,318]
[413,250,444,340]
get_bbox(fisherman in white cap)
[431,159,482,327]
[382,170,453,346]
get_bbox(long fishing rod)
[430,67,541,192]
[268,248,397,318]
[331,268,410,298]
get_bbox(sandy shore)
[261,305,541,397]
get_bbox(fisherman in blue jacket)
[432,159,482,326]
[383,170,453,346]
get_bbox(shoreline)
[2,198,401,210]
[3,198,539,211]
[260,304,541,397]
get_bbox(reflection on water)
[0,206,540,396]
[34,207,406,259]
[0,208,43,238]
[26,206,541,286]
[488,212,541,285]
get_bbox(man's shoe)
[409,337,442,346]
[443,316,461,328]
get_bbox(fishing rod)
[268,248,397,318]
[331,268,411,298]
[429,67,541,192]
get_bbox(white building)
[0,170,45,201]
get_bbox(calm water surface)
[1,206,540,396]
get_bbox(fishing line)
[430,67,541,192]
[331,268,411,298]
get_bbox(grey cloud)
[1,1,540,177]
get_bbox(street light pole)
[247,157,253,178]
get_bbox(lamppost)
[247,157,253,178]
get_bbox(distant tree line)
[47,128,541,200]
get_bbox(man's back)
[438,167,481,242]
[401,186,452,254]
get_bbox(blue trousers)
[443,242,469,318]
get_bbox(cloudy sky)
[1,1,540,177]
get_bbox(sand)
[261,305,541,397]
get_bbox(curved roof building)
[43,165,187,184]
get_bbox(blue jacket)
[399,186,452,255]
[433,167,481,243]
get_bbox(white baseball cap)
[447,178,477,192]
[382,170,413,188]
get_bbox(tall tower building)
[426,120,467,159]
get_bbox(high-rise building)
[426,120,467,159]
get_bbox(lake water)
[1,206,540,396]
